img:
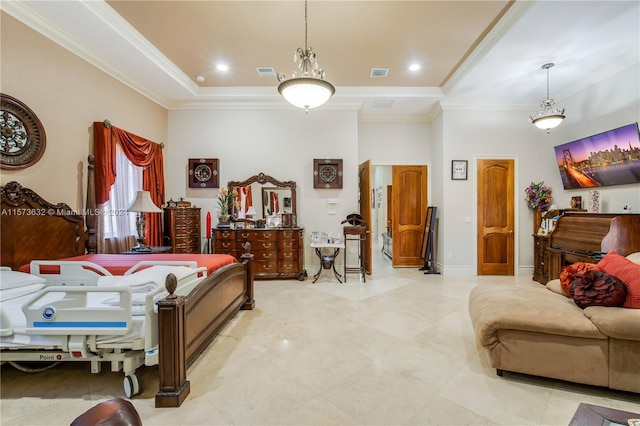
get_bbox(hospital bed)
[0,260,206,398]
[1,178,255,407]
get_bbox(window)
[102,145,142,238]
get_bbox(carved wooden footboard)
[156,253,254,408]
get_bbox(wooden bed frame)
[0,163,254,408]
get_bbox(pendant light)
[530,63,566,133]
[277,1,335,113]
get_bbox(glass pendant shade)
[278,77,335,110]
[277,1,334,112]
[530,63,565,133]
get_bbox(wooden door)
[358,161,372,274]
[392,165,428,267]
[477,159,515,275]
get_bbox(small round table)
[310,242,345,283]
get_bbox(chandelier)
[277,0,335,113]
[530,63,565,133]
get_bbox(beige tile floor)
[2,246,639,425]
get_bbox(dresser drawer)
[237,230,277,241]
[215,239,236,251]
[252,249,277,261]
[278,239,299,250]
[278,250,298,262]
[172,208,199,219]
[175,244,199,254]
[175,236,199,247]
[253,260,278,275]
[278,260,298,274]
[249,240,276,251]
[215,229,235,240]
[279,229,301,240]
[175,227,200,237]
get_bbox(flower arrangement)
[216,187,237,221]
[525,181,553,211]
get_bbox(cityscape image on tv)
[554,123,640,189]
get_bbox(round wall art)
[1,93,47,169]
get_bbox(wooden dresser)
[213,228,304,280]
[164,207,201,254]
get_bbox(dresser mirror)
[228,172,296,221]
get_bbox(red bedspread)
[20,253,237,276]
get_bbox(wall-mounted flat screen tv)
[554,122,640,190]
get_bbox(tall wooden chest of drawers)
[213,228,304,280]
[164,207,201,254]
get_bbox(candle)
[206,211,211,238]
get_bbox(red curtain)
[235,185,253,217]
[270,191,279,214]
[94,122,165,246]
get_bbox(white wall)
[541,64,640,214]
[166,108,359,268]
[435,64,640,276]
[0,13,167,210]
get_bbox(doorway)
[476,158,515,275]
[363,163,428,271]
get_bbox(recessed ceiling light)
[409,64,421,72]
[196,75,205,82]
[217,64,229,72]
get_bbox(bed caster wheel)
[124,374,141,398]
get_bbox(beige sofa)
[469,255,640,393]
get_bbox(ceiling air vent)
[370,68,389,78]
[256,67,276,77]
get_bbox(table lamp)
[246,205,258,219]
[127,190,162,252]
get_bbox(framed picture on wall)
[313,159,343,189]
[451,160,468,180]
[188,158,219,188]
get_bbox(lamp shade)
[246,205,258,217]
[278,78,335,110]
[532,114,565,131]
[127,191,162,213]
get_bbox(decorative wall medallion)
[1,94,46,169]
[188,158,219,188]
[313,159,343,189]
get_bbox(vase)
[587,190,600,213]
[533,209,542,234]
[218,215,231,228]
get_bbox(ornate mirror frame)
[228,172,297,220]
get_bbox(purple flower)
[524,181,553,211]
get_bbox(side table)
[310,242,345,283]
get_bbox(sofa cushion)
[583,306,640,341]
[559,262,601,296]
[469,284,607,348]
[598,251,640,309]
[546,279,568,297]
[570,270,627,309]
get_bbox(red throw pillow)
[570,270,627,309]
[598,251,640,309]
[559,262,601,296]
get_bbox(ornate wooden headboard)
[0,181,88,270]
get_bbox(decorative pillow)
[559,262,601,296]
[0,270,46,290]
[570,270,627,309]
[598,251,640,309]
